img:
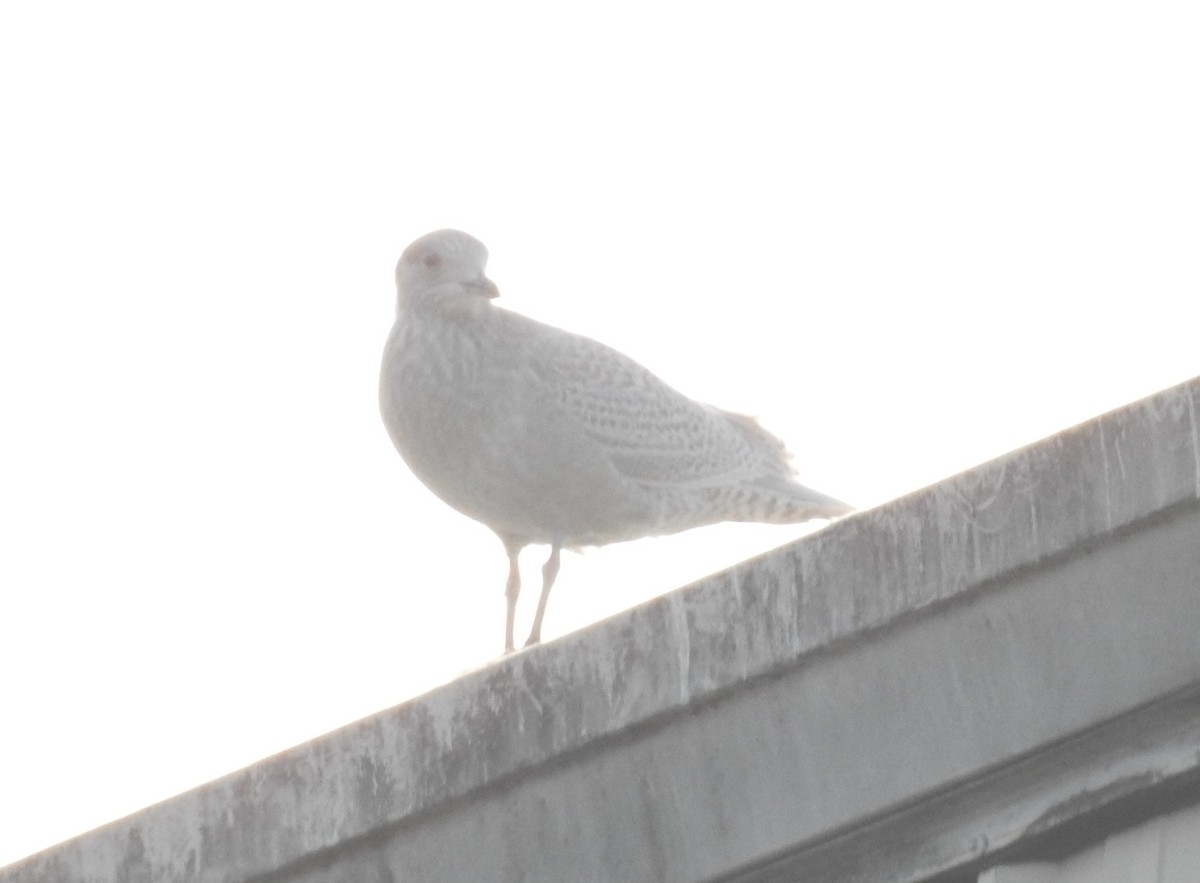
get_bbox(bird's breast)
[379,311,658,544]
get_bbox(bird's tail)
[731,476,854,524]
[719,411,854,522]
[654,477,852,533]
[769,482,853,520]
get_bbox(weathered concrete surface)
[3,376,1199,883]
[981,799,1200,883]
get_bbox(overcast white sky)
[2,0,1198,868]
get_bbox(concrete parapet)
[4,376,1199,883]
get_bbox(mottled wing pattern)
[516,314,789,489]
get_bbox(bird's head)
[395,229,500,310]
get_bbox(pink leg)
[524,542,561,648]
[503,542,522,654]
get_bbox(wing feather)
[516,315,786,488]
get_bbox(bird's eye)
[422,252,441,268]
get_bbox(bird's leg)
[504,542,522,654]
[524,542,561,648]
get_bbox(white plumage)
[380,229,851,652]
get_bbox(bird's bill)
[474,276,500,298]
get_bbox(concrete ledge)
[4,376,1199,883]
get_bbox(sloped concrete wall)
[3,376,1199,883]
[980,801,1200,883]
